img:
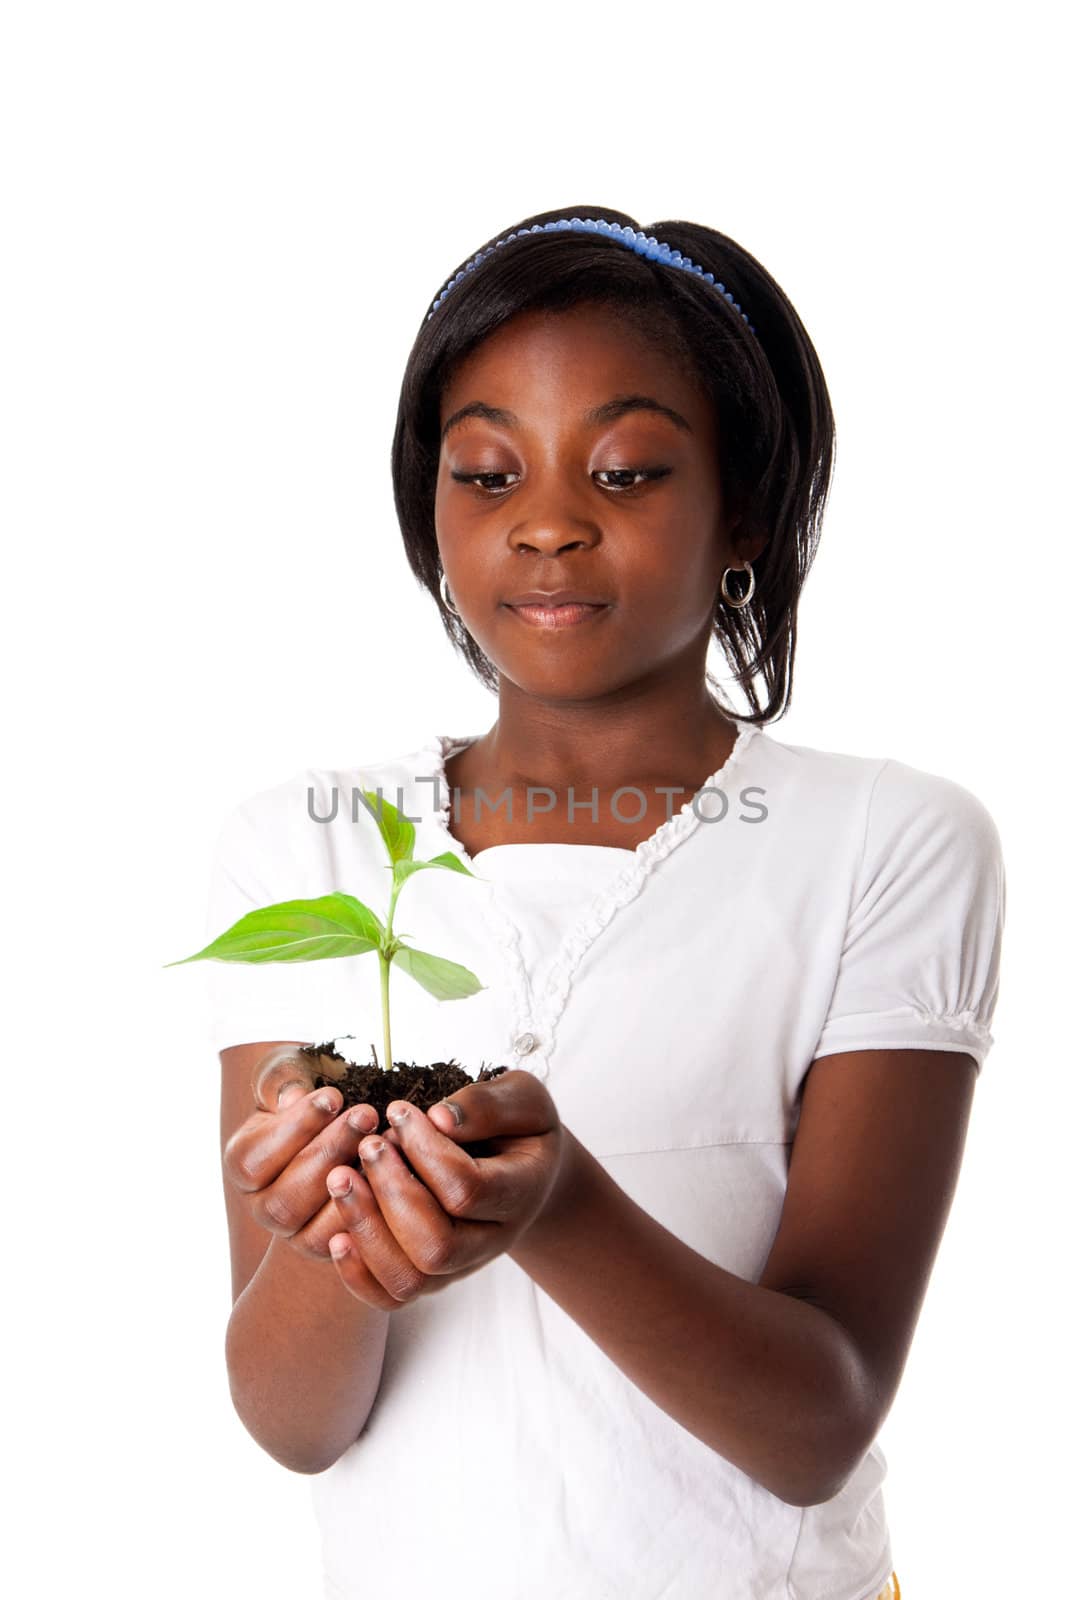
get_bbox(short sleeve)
[199,790,327,1052]
[812,759,1006,1072]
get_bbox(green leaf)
[391,942,486,1001]
[355,785,415,864]
[164,893,386,966]
[393,850,480,888]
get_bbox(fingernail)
[387,1102,411,1126]
[329,1235,349,1259]
[436,1100,463,1127]
[348,1108,377,1134]
[328,1171,353,1198]
[277,1083,305,1109]
[314,1091,340,1114]
[361,1138,385,1161]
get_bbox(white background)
[3,4,1061,1596]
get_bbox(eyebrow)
[440,392,693,440]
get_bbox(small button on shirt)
[198,720,1005,1600]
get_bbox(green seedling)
[165,786,486,1072]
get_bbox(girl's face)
[435,302,750,700]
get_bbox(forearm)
[510,1130,875,1507]
[226,1233,390,1474]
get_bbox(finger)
[277,1105,390,1258]
[381,1102,524,1228]
[348,1130,499,1282]
[227,1097,379,1248]
[426,1069,558,1145]
[325,1161,431,1306]
[251,1099,384,1240]
[326,1215,410,1311]
[228,1083,345,1193]
[252,1044,320,1112]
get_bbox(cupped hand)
[223,1044,383,1262]
[324,1068,565,1310]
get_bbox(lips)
[504,590,611,607]
[506,600,610,629]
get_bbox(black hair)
[390,204,835,725]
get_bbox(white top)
[201,719,1005,1600]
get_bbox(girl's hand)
[223,1044,381,1263]
[324,1069,564,1310]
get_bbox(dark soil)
[300,1040,509,1164]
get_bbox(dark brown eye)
[451,471,518,493]
[594,468,672,491]
[450,466,671,495]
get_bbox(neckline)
[422,717,761,870]
[470,838,635,859]
[415,716,762,1074]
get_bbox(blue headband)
[426,215,755,335]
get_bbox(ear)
[733,526,769,565]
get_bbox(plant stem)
[378,951,393,1074]
[378,871,403,1074]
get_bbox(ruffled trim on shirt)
[417,719,761,1073]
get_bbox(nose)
[507,493,601,557]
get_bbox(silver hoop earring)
[440,572,461,617]
[720,560,756,609]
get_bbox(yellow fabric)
[874,1575,901,1600]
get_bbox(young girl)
[211,208,1003,1600]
